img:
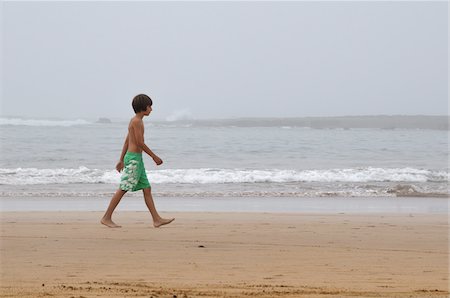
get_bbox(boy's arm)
[119,134,129,161]
[132,121,163,165]
[115,134,129,172]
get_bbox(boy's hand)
[116,161,124,172]
[153,156,163,166]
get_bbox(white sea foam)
[0,118,90,127]
[0,167,109,185]
[0,167,447,185]
[149,167,448,184]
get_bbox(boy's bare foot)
[101,218,122,228]
[153,218,175,228]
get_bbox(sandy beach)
[0,211,448,297]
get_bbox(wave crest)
[0,167,447,185]
[0,118,90,127]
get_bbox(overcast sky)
[1,1,447,121]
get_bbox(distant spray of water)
[165,109,193,121]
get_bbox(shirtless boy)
[101,94,175,228]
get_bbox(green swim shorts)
[119,152,151,192]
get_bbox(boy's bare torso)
[127,116,144,153]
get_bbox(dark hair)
[132,94,153,113]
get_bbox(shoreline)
[1,211,448,297]
[1,196,448,214]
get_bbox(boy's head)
[132,94,153,114]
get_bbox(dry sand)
[0,211,448,297]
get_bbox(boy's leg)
[101,188,127,228]
[142,187,175,228]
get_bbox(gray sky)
[1,1,448,120]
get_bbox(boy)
[101,94,175,228]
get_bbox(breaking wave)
[0,167,447,185]
[0,118,90,127]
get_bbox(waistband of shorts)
[125,151,143,156]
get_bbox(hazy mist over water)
[2,1,448,120]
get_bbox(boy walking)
[101,94,175,228]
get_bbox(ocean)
[0,116,448,204]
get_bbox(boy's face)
[144,105,152,116]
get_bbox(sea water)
[1,117,448,203]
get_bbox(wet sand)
[0,211,448,297]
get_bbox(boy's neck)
[135,113,145,120]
